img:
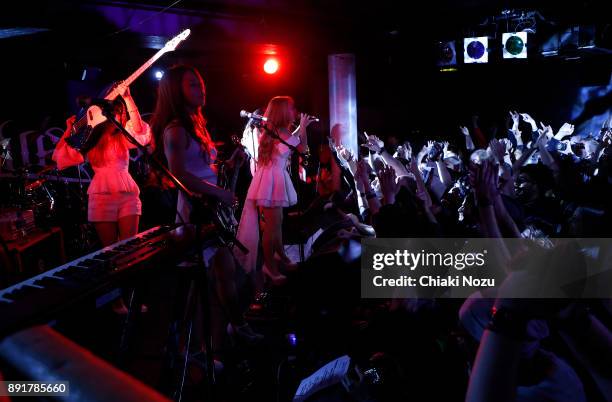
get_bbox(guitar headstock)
[162,28,191,52]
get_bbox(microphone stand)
[101,105,248,399]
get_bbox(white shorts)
[88,192,142,222]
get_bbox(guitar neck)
[105,47,168,100]
[229,168,240,193]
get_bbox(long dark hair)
[150,65,215,165]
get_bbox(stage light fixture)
[502,32,527,59]
[263,58,279,74]
[154,70,164,80]
[463,37,488,63]
[437,41,457,67]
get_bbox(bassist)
[53,84,150,246]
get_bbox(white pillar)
[328,54,357,157]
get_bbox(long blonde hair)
[257,96,295,166]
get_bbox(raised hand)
[460,126,470,137]
[499,138,512,152]
[520,112,537,129]
[377,165,398,204]
[336,144,354,163]
[394,141,412,160]
[361,132,384,153]
[469,160,499,205]
[539,122,553,139]
[299,113,317,129]
[115,81,131,98]
[554,122,574,140]
[441,141,453,159]
[509,111,520,130]
[407,156,417,172]
[489,138,506,163]
[354,159,370,187]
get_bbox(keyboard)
[0,224,194,337]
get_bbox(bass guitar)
[66,28,191,152]
[216,135,248,235]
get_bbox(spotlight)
[502,32,527,59]
[437,41,456,67]
[464,37,488,63]
[155,70,164,80]
[263,58,279,74]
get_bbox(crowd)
[49,62,612,400]
[309,110,612,401]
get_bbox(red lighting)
[263,58,279,74]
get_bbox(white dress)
[245,135,299,208]
[236,134,300,273]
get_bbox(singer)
[236,96,317,286]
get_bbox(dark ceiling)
[1,0,610,134]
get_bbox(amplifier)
[0,209,36,241]
[1,227,65,284]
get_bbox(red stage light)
[263,58,279,74]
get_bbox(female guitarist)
[53,84,150,247]
[53,85,151,314]
[150,65,262,360]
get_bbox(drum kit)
[0,153,97,254]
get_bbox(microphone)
[240,110,267,121]
[240,109,320,123]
